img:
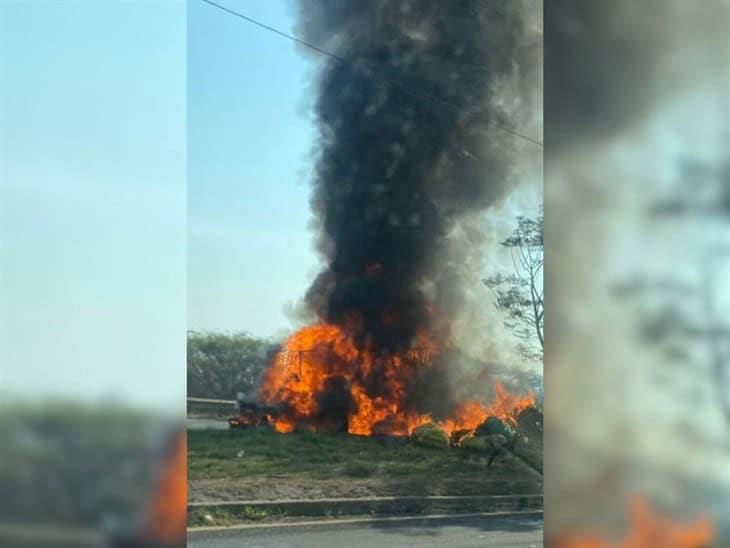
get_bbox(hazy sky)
[0,1,186,412]
[0,0,540,410]
[188,0,319,339]
[187,1,541,341]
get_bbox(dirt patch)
[189,470,541,503]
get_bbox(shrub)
[475,416,512,438]
[461,433,507,453]
[410,423,449,449]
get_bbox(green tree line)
[187,331,273,400]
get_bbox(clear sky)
[187,1,542,341]
[188,0,319,340]
[0,1,186,413]
[0,0,540,410]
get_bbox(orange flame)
[258,323,534,436]
[436,382,534,435]
[551,495,715,548]
[143,431,187,544]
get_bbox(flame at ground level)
[258,323,535,436]
[142,430,187,544]
[550,495,714,548]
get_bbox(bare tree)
[484,210,544,363]
[613,155,730,427]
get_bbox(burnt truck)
[228,393,282,429]
[228,346,282,430]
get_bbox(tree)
[613,155,730,427]
[483,210,544,363]
[187,331,271,400]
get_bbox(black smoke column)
[298,0,534,355]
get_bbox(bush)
[410,423,449,449]
[475,416,512,438]
[461,433,507,453]
[515,406,543,438]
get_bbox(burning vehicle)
[228,397,284,430]
[223,0,542,441]
[228,330,535,442]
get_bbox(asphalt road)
[188,513,543,548]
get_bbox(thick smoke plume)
[295,0,539,355]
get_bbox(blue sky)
[0,0,540,409]
[0,1,186,412]
[187,1,542,341]
[0,0,316,409]
[188,0,319,339]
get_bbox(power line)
[200,0,348,65]
[199,0,543,148]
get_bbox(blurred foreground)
[546,0,730,545]
[0,401,185,547]
[188,513,543,548]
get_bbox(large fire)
[551,495,715,548]
[258,323,534,436]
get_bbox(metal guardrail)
[187,397,236,405]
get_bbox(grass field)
[188,428,543,502]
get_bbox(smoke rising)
[546,0,728,152]
[295,0,540,355]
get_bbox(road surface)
[188,513,543,548]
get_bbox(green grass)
[188,428,522,482]
[188,427,543,501]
